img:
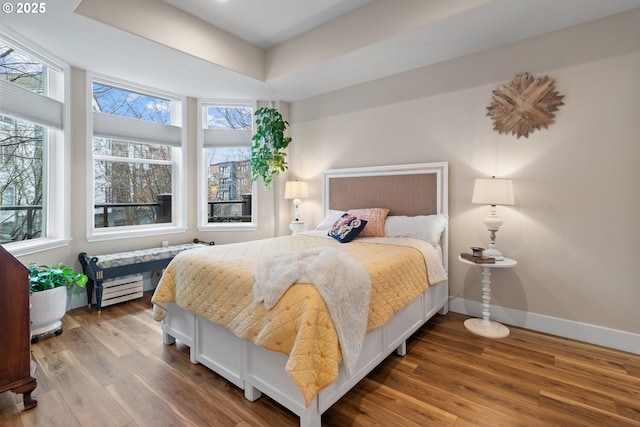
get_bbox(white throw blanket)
[253,247,371,374]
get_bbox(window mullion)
[93,155,172,166]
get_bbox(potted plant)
[28,263,87,342]
[251,107,292,189]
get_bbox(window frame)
[0,27,70,256]
[86,73,187,242]
[197,99,257,231]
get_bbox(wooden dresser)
[0,244,37,410]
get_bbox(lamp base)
[483,247,504,261]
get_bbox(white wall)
[288,10,640,341]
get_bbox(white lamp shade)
[284,181,309,199]
[471,178,514,206]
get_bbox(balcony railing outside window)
[93,194,251,227]
[0,205,42,243]
[207,194,252,223]
[1,193,252,242]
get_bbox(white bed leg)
[396,341,407,356]
[438,292,449,316]
[299,403,321,427]
[162,331,175,345]
[244,384,262,402]
[189,347,197,364]
[438,299,449,315]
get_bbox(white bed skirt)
[160,280,448,427]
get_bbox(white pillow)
[384,214,448,247]
[315,210,347,231]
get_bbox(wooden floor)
[1,293,639,427]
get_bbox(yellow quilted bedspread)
[152,234,443,406]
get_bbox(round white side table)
[289,221,306,235]
[458,256,517,338]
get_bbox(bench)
[78,240,213,313]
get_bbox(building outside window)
[199,102,255,228]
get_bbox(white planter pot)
[30,286,67,338]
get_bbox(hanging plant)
[251,107,292,189]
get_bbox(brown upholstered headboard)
[328,174,437,216]
[324,163,448,217]
[324,162,449,267]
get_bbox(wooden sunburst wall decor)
[487,73,564,139]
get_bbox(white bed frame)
[160,162,449,427]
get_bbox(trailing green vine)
[251,107,292,189]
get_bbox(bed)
[152,162,449,427]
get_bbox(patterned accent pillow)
[328,213,368,243]
[347,208,389,237]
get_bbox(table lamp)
[284,180,309,223]
[471,177,514,260]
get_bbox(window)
[0,31,68,255]
[88,76,185,240]
[198,101,255,229]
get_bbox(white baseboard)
[449,297,640,355]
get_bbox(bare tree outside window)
[92,83,175,228]
[92,83,171,124]
[0,45,45,243]
[0,45,44,91]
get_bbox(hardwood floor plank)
[119,350,242,426]
[404,353,583,427]
[474,347,627,412]
[150,342,219,389]
[35,350,133,426]
[553,354,640,392]
[354,377,458,426]
[410,338,549,407]
[539,389,640,427]
[2,294,639,427]
[54,326,135,387]
[15,389,81,427]
[0,392,23,427]
[626,357,640,377]
[103,310,167,357]
[368,359,533,427]
[502,326,636,368]
[30,320,74,360]
[60,312,81,331]
[105,374,199,427]
[479,349,639,403]
[69,311,142,358]
[617,400,640,423]
[196,376,299,427]
[424,336,638,422]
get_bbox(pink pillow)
[347,208,389,237]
